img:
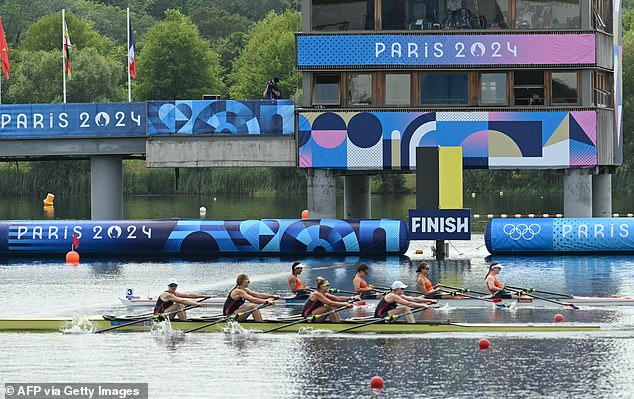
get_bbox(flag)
[0,18,9,80]
[72,232,79,249]
[63,16,72,78]
[128,21,136,79]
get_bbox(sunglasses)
[244,279,250,283]
[319,282,330,287]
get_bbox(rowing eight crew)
[154,261,524,323]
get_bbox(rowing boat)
[120,295,634,308]
[0,316,600,333]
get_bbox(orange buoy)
[479,338,490,350]
[301,209,309,220]
[554,313,565,322]
[66,250,80,265]
[43,193,55,206]
[370,376,384,389]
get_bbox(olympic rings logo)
[502,223,541,240]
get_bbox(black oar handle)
[336,304,431,334]
[95,297,208,334]
[261,300,354,333]
[506,285,574,299]
[505,287,579,309]
[184,302,273,333]
[441,285,491,296]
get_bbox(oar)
[505,287,579,309]
[184,302,273,333]
[329,288,359,295]
[372,285,443,299]
[261,301,354,333]
[335,305,432,334]
[438,288,510,308]
[95,297,208,334]
[506,285,574,299]
[442,284,492,296]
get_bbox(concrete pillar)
[592,172,612,217]
[91,155,123,220]
[306,169,336,219]
[563,169,592,217]
[343,175,371,218]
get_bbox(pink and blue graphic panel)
[297,34,595,68]
[298,111,597,170]
[147,100,294,135]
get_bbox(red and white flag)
[72,232,79,250]
[128,21,136,79]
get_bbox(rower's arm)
[395,295,429,308]
[175,292,210,299]
[486,277,505,292]
[168,294,204,307]
[353,279,374,293]
[323,293,354,306]
[288,276,302,293]
[244,288,279,300]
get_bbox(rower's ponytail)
[484,262,500,280]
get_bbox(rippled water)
[1,242,634,398]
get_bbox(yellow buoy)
[43,193,55,206]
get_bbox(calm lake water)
[1,194,633,398]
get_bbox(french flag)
[128,22,136,79]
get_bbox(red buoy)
[370,376,384,389]
[479,338,490,350]
[66,250,80,265]
[554,313,565,323]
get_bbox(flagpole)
[127,8,131,102]
[62,8,66,104]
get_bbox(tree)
[21,11,116,57]
[134,10,225,100]
[6,48,124,104]
[189,6,252,42]
[229,11,301,100]
[185,0,292,21]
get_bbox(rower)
[223,274,280,321]
[302,277,359,322]
[153,279,212,321]
[416,262,445,299]
[353,264,384,299]
[374,281,431,324]
[288,261,310,299]
[485,262,525,299]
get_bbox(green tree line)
[0,0,631,196]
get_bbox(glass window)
[313,75,340,105]
[552,72,578,104]
[513,70,544,105]
[312,0,374,31]
[481,73,507,105]
[441,0,484,29]
[420,73,468,105]
[382,0,439,30]
[515,0,580,29]
[348,74,373,106]
[593,71,613,108]
[386,74,411,106]
[463,0,508,29]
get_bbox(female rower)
[374,281,431,324]
[288,261,310,299]
[153,278,212,321]
[223,274,280,321]
[485,262,514,299]
[302,277,359,322]
[353,264,383,299]
[416,262,445,299]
